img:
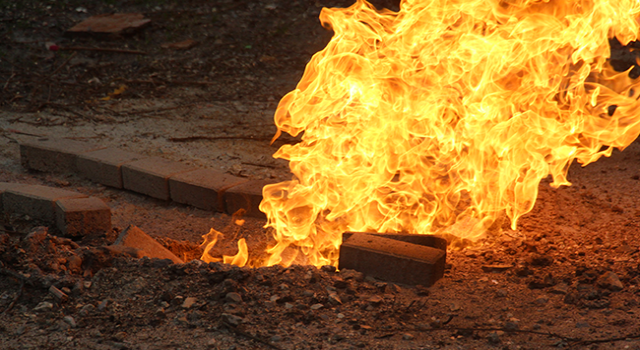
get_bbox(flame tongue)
[260,0,640,267]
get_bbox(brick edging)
[19,138,275,219]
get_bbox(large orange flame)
[258,0,640,267]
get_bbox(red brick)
[169,169,247,212]
[223,180,275,219]
[55,197,112,237]
[3,185,87,222]
[342,232,448,252]
[67,13,151,35]
[121,157,196,200]
[20,138,105,173]
[77,148,147,188]
[338,232,446,286]
[0,182,26,215]
[111,225,184,264]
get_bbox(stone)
[182,297,197,309]
[597,271,624,291]
[161,39,198,50]
[225,292,243,304]
[77,148,147,188]
[121,157,196,200]
[34,301,54,312]
[111,225,184,264]
[63,316,76,328]
[3,184,87,222]
[169,169,246,212]
[55,197,111,237]
[20,138,104,173]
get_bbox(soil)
[2,1,640,349]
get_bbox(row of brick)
[0,182,111,237]
[20,138,273,218]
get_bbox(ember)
[260,0,640,266]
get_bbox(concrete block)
[338,232,446,286]
[112,225,184,264]
[121,157,196,200]
[55,197,112,237]
[20,138,105,173]
[3,185,87,222]
[223,180,275,219]
[169,169,247,212]
[77,148,147,188]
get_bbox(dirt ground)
[3,0,640,349]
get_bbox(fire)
[251,0,640,267]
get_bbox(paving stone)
[169,169,247,212]
[77,148,147,188]
[111,225,184,264]
[3,185,87,222]
[121,157,196,200]
[224,179,275,219]
[67,13,151,35]
[55,197,112,237]
[20,138,105,173]
[338,232,446,286]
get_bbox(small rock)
[321,265,336,273]
[63,316,76,328]
[79,304,96,316]
[402,333,414,340]
[270,335,282,342]
[182,297,197,309]
[34,302,54,312]
[526,253,554,267]
[597,272,624,291]
[487,331,502,344]
[98,299,110,311]
[549,283,569,295]
[328,292,342,305]
[535,295,549,305]
[225,292,243,304]
[310,303,324,310]
[155,307,166,318]
[221,313,244,326]
[368,295,383,305]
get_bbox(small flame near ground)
[205,0,640,267]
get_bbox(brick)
[3,185,87,222]
[112,225,184,264]
[338,232,446,286]
[121,157,196,200]
[77,148,147,188]
[223,180,275,219]
[342,232,448,252]
[20,138,105,173]
[0,182,26,215]
[169,169,247,212]
[55,197,112,237]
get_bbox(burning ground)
[3,0,640,349]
